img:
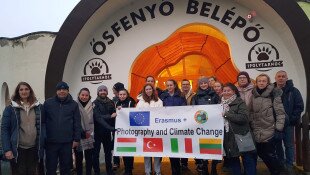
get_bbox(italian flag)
[116,138,137,152]
[199,138,222,155]
[170,138,193,153]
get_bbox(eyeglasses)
[182,84,190,86]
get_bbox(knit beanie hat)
[237,71,251,83]
[56,81,69,90]
[97,85,108,94]
[198,77,209,85]
[113,82,124,92]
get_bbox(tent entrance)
[130,23,239,98]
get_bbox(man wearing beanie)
[44,81,82,175]
[237,71,254,108]
[93,85,116,175]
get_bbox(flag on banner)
[143,138,163,152]
[171,138,179,153]
[116,138,137,152]
[199,138,222,154]
[184,138,193,153]
[129,111,150,126]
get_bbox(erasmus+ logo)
[129,111,150,126]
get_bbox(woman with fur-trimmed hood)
[249,73,286,175]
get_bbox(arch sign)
[54,0,306,101]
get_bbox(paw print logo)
[248,42,279,62]
[89,61,103,74]
[255,46,272,61]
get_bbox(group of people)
[0,70,304,175]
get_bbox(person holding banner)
[136,83,164,175]
[74,88,95,175]
[191,77,219,175]
[93,85,116,175]
[250,73,286,175]
[160,79,186,175]
[221,83,257,175]
[115,88,136,175]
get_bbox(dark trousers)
[46,142,72,175]
[74,148,94,175]
[181,158,188,166]
[275,125,295,167]
[169,158,181,174]
[11,147,38,175]
[257,140,284,175]
[227,152,257,175]
[123,157,134,173]
[111,131,120,166]
[93,132,113,174]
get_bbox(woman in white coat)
[136,83,163,175]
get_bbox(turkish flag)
[143,138,163,152]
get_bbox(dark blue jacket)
[160,90,186,107]
[1,101,46,160]
[274,80,304,125]
[191,88,219,105]
[93,97,116,134]
[44,95,81,143]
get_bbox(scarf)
[77,100,94,132]
[221,94,237,132]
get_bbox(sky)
[0,0,80,38]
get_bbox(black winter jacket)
[44,95,81,143]
[274,80,304,125]
[93,97,116,134]
[191,88,219,105]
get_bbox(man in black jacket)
[274,70,304,173]
[93,85,116,175]
[44,81,81,175]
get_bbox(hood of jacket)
[253,84,282,98]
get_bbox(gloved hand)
[274,129,284,141]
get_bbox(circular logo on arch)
[194,110,208,124]
[81,58,112,84]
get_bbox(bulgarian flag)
[199,138,222,154]
[116,138,137,152]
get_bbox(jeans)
[275,125,295,167]
[46,142,72,175]
[11,147,38,175]
[74,148,93,175]
[257,139,284,175]
[228,152,257,175]
[144,157,161,174]
[93,132,113,174]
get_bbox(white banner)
[113,105,224,160]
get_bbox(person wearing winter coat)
[93,85,116,175]
[191,77,219,175]
[1,82,45,175]
[44,81,82,175]
[221,83,257,175]
[115,88,136,175]
[237,71,254,108]
[74,88,95,175]
[160,79,186,175]
[274,70,304,172]
[111,82,125,170]
[137,83,163,175]
[249,73,286,175]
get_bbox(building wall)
[0,33,56,113]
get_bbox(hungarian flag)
[199,138,222,154]
[116,138,137,152]
[143,138,163,152]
